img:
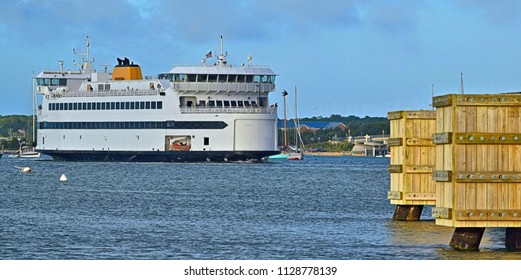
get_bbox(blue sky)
[2,0,521,118]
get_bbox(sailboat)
[287,86,304,160]
[269,87,305,160]
[269,90,290,159]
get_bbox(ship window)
[237,75,245,83]
[231,101,237,107]
[48,104,52,110]
[268,75,276,83]
[96,102,100,110]
[245,75,253,83]
[261,75,269,83]
[208,75,217,83]
[59,79,67,86]
[72,103,77,110]
[146,102,150,109]
[187,74,197,82]
[140,102,145,109]
[120,102,125,109]
[130,102,135,109]
[204,137,209,145]
[197,74,208,82]
[151,101,156,109]
[157,101,163,109]
[124,102,129,109]
[224,100,230,107]
[237,101,244,107]
[81,103,86,110]
[208,100,215,106]
[59,103,64,110]
[216,100,223,107]
[218,75,227,82]
[198,100,206,107]
[228,75,237,83]
[98,84,104,91]
[244,101,250,106]
[51,78,59,86]
[68,103,73,110]
[174,74,186,82]
[111,102,115,110]
[87,103,92,110]
[116,102,120,110]
[251,101,257,106]
[253,75,261,83]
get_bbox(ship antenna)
[220,35,223,57]
[73,36,94,74]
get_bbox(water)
[1,156,520,260]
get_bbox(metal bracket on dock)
[433,132,452,144]
[432,207,452,219]
[387,138,403,146]
[387,191,402,200]
[388,165,403,173]
[433,170,452,182]
[454,133,521,145]
[455,172,521,183]
[453,210,521,221]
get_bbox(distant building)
[277,120,346,132]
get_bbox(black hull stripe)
[36,150,279,162]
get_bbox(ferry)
[34,37,280,162]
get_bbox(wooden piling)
[387,110,437,220]
[432,93,521,250]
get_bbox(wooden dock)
[431,93,521,250]
[387,110,437,220]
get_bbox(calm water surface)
[1,156,520,260]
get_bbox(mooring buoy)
[59,174,68,182]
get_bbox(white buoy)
[59,174,68,182]
[15,166,31,173]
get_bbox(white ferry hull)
[37,149,278,162]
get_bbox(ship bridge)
[159,65,277,94]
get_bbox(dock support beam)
[392,205,424,221]
[449,227,485,251]
[505,228,521,250]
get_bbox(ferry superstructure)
[35,37,279,162]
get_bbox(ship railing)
[173,82,275,94]
[180,106,278,114]
[51,89,161,98]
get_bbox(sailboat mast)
[282,90,288,149]
[295,86,298,150]
[32,72,36,144]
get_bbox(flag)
[205,51,212,59]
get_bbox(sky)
[2,0,521,118]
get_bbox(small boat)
[19,146,41,158]
[288,152,303,160]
